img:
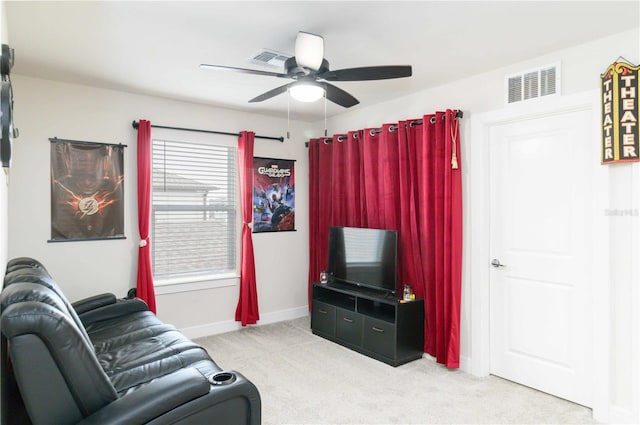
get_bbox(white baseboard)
[459,355,472,373]
[420,353,472,372]
[180,306,310,339]
[608,405,637,424]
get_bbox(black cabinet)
[336,307,363,345]
[311,301,336,335]
[311,283,424,367]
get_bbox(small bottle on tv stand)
[319,271,328,285]
[403,284,414,301]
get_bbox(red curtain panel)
[308,137,334,288]
[235,131,260,326]
[136,119,157,313]
[307,110,462,368]
[307,139,320,308]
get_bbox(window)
[151,138,237,284]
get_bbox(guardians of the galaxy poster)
[252,157,295,233]
[50,138,125,241]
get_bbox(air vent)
[249,49,289,69]
[506,63,560,105]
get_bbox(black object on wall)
[1,44,19,169]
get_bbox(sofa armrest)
[79,298,149,326]
[72,293,117,315]
[76,368,210,425]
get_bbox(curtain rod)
[305,109,463,147]
[131,121,284,143]
[49,137,127,148]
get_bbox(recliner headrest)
[5,257,49,277]
[5,267,52,287]
[1,283,69,316]
[2,271,92,345]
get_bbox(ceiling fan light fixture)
[289,82,325,103]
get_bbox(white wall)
[8,75,312,334]
[1,0,9,276]
[320,28,640,423]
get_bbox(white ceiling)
[5,1,639,122]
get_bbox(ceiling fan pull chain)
[287,89,291,140]
[324,92,328,137]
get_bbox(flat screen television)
[327,226,398,294]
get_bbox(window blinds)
[152,139,237,279]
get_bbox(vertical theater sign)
[601,60,640,164]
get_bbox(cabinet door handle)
[372,326,385,333]
[318,309,328,314]
[343,317,354,323]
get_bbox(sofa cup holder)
[210,371,237,386]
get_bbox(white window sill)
[154,273,239,295]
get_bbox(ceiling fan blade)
[249,83,293,103]
[320,65,412,81]
[294,31,324,71]
[200,63,289,79]
[324,83,359,108]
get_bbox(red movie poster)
[252,157,295,233]
[50,139,125,241]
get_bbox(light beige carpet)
[195,317,596,425]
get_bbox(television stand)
[311,282,424,367]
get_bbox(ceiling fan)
[200,32,412,108]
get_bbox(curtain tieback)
[139,238,149,248]
[450,116,459,170]
[243,221,254,230]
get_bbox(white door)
[489,108,593,407]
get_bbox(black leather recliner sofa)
[1,257,261,425]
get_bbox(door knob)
[491,258,506,268]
